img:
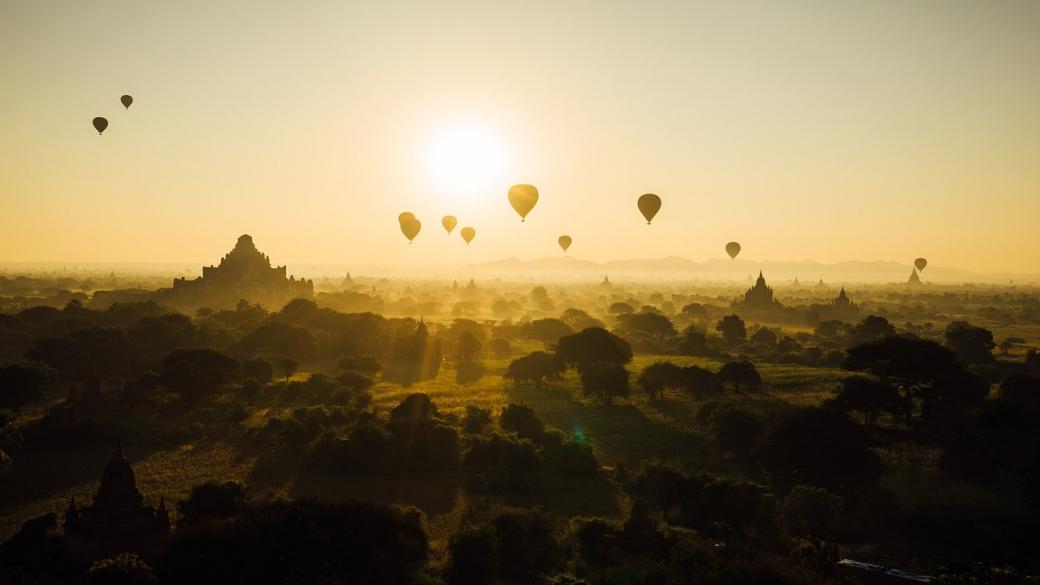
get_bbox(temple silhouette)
[809,286,862,323]
[63,441,169,563]
[163,234,313,310]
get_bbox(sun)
[423,121,506,198]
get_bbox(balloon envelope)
[508,184,539,221]
[400,218,421,242]
[558,235,572,252]
[726,242,741,260]
[460,227,476,244]
[442,215,458,234]
[398,212,415,224]
[120,95,133,109]
[92,117,108,134]
[637,194,661,224]
[914,257,928,271]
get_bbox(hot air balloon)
[460,227,476,244]
[120,95,133,110]
[637,194,661,224]
[92,117,108,135]
[914,258,928,272]
[558,235,572,252]
[400,217,421,243]
[442,215,458,235]
[726,242,741,260]
[508,184,539,222]
[398,212,415,224]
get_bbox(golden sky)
[2,1,1039,273]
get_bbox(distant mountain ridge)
[465,256,1033,283]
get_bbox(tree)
[276,356,298,382]
[177,481,247,526]
[128,313,195,356]
[763,407,882,489]
[1000,373,1040,406]
[499,404,545,440]
[521,318,573,349]
[616,312,676,339]
[638,361,685,400]
[580,361,631,404]
[829,376,901,426]
[609,302,634,316]
[239,321,316,360]
[680,302,708,321]
[159,348,239,402]
[559,308,604,331]
[240,358,273,383]
[556,327,632,371]
[944,320,995,364]
[678,327,709,356]
[814,320,851,344]
[749,327,778,347]
[457,331,482,361]
[503,352,566,390]
[717,361,761,392]
[489,338,512,358]
[682,365,723,396]
[715,315,746,344]
[779,485,843,539]
[0,361,52,410]
[850,315,895,345]
[844,335,963,423]
[709,407,763,456]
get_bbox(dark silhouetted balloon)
[726,242,741,260]
[120,95,133,110]
[508,184,538,222]
[92,117,108,134]
[399,212,415,224]
[442,215,457,235]
[460,227,476,244]
[637,194,661,224]
[400,217,421,243]
[558,235,572,252]
[915,257,927,271]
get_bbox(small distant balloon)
[400,217,421,243]
[442,215,458,235]
[508,184,539,222]
[726,242,741,260]
[92,117,108,134]
[914,257,928,271]
[558,235,572,252]
[637,193,661,224]
[120,95,133,109]
[398,212,415,224]
[460,227,476,244]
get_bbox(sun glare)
[424,122,506,198]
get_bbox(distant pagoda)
[64,441,170,563]
[167,234,313,310]
[908,268,923,285]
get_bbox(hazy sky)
[2,1,1039,273]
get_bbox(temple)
[166,234,313,310]
[734,271,784,312]
[63,441,170,563]
[811,286,861,323]
[908,268,923,285]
